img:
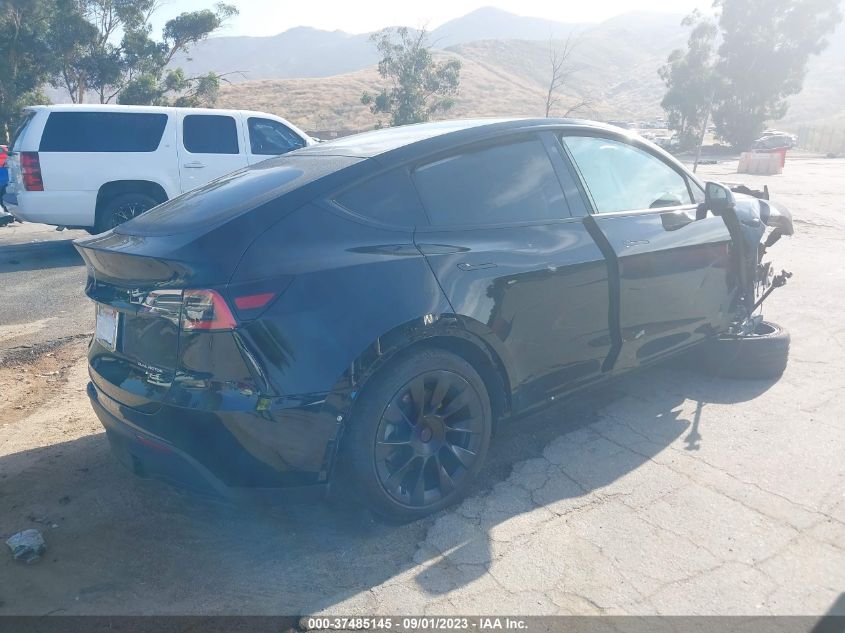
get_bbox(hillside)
[218,10,845,134]
[174,7,586,81]
[217,12,690,130]
[218,50,555,132]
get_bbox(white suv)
[4,104,314,233]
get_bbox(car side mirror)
[704,181,735,215]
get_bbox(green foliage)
[0,0,56,141]
[658,12,718,150]
[38,0,237,106]
[712,0,842,148]
[362,27,461,127]
[661,0,843,149]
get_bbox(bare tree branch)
[545,32,580,117]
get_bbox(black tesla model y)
[76,119,793,521]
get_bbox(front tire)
[699,320,790,379]
[342,349,493,522]
[93,192,158,234]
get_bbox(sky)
[151,0,710,37]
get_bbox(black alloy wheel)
[341,349,492,522]
[375,370,486,508]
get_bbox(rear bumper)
[3,190,96,227]
[87,381,329,505]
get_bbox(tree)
[544,34,591,118]
[658,11,718,150]
[362,27,461,127]
[712,0,842,148]
[47,0,237,106]
[0,0,55,142]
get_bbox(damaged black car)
[74,119,793,521]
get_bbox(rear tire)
[698,321,790,379]
[93,192,158,234]
[340,349,493,523]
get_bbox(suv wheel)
[342,349,492,522]
[93,192,158,234]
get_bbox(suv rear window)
[39,112,168,152]
[183,115,239,154]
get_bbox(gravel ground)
[0,154,842,616]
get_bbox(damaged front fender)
[711,185,794,328]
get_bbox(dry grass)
[218,42,668,132]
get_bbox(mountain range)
[54,7,845,133]
[207,7,845,132]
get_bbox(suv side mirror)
[704,181,735,215]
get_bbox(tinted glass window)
[413,139,570,226]
[183,115,239,154]
[248,117,305,155]
[334,168,427,226]
[562,136,692,212]
[39,112,168,152]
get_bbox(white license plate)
[95,304,119,351]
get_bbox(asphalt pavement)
[0,223,91,360]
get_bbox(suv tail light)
[21,152,44,191]
[182,290,237,331]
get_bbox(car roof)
[297,118,635,160]
[23,103,291,120]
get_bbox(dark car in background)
[74,119,794,521]
[753,130,798,149]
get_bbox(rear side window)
[562,135,693,212]
[334,168,427,226]
[39,112,168,152]
[183,115,239,154]
[248,117,305,155]
[413,138,570,226]
[11,111,36,150]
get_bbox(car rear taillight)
[181,285,281,331]
[233,293,275,310]
[182,289,237,331]
[21,152,43,191]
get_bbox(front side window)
[39,112,168,152]
[248,118,305,155]
[413,138,570,226]
[183,115,239,154]
[562,135,692,213]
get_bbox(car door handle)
[457,262,498,271]
[183,161,206,169]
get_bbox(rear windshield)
[121,154,360,236]
[40,112,168,152]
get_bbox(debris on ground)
[6,529,46,564]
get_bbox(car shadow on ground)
[0,360,777,615]
[0,239,83,273]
